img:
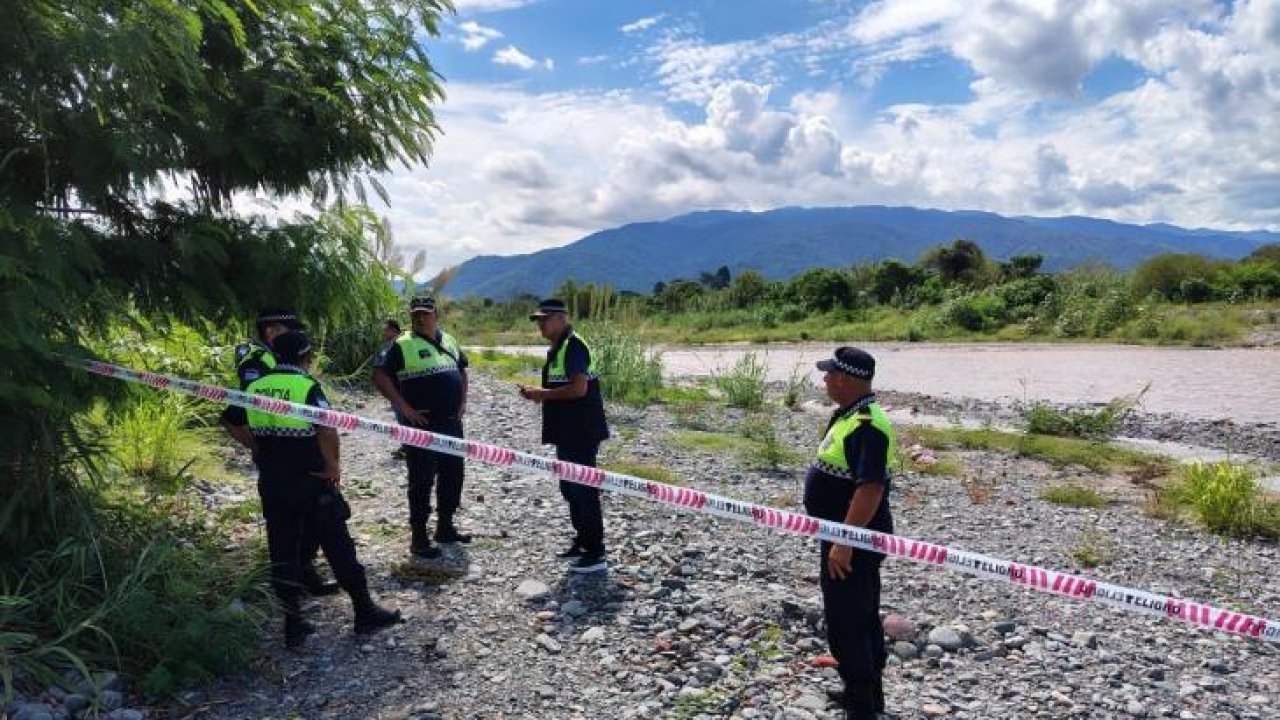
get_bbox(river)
[657,343,1279,424]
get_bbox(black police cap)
[816,346,875,379]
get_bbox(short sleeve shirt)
[373,331,469,419]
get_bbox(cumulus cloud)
[458,21,503,51]
[621,15,663,34]
[493,45,541,70]
[453,0,538,13]
[366,1,1279,277]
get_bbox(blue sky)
[350,0,1280,276]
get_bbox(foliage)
[918,239,992,286]
[1131,254,1224,301]
[914,426,1164,473]
[711,352,768,409]
[740,415,803,470]
[1,0,451,697]
[582,321,664,405]
[1156,462,1280,539]
[1024,387,1144,440]
[1040,484,1110,508]
[1069,529,1115,568]
[602,460,683,486]
[781,363,810,411]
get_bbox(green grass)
[912,426,1165,473]
[711,352,767,409]
[911,457,964,477]
[602,460,685,486]
[656,384,715,404]
[1155,462,1280,539]
[739,415,803,470]
[1069,530,1115,568]
[668,430,754,453]
[1040,484,1110,508]
[468,349,541,383]
[582,321,665,405]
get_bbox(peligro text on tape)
[73,358,1280,644]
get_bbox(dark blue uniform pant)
[260,472,367,608]
[819,541,886,704]
[406,418,465,532]
[556,443,605,555]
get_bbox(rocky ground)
[11,372,1277,720]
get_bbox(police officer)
[517,299,610,574]
[222,331,401,648]
[231,309,336,596]
[803,347,895,720]
[372,296,471,559]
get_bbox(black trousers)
[556,443,604,555]
[406,418,465,532]
[259,470,367,608]
[819,542,886,697]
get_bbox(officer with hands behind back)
[228,308,337,596]
[223,331,401,649]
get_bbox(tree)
[728,270,768,308]
[919,239,991,286]
[869,260,928,305]
[1131,253,1223,301]
[787,268,852,312]
[1246,243,1280,268]
[2,0,451,596]
[1000,254,1044,280]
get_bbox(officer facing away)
[223,331,401,648]
[803,347,896,720]
[373,295,472,560]
[517,299,610,574]
[230,308,337,596]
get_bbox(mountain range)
[444,206,1278,299]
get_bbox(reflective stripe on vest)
[812,401,897,479]
[395,331,463,381]
[547,331,599,384]
[237,342,277,373]
[246,371,318,436]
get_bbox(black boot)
[841,680,878,720]
[282,596,314,650]
[351,590,403,635]
[301,564,340,596]
[410,526,441,559]
[434,516,472,544]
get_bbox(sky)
[350,0,1280,276]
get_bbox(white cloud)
[578,54,608,65]
[493,45,538,70]
[458,21,503,51]
[453,0,538,13]
[364,2,1279,278]
[621,15,664,34]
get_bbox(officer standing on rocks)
[229,308,337,597]
[803,347,896,720]
[373,295,472,559]
[517,298,610,574]
[223,330,401,648]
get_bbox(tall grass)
[1024,386,1147,440]
[1157,462,1280,539]
[712,352,767,409]
[582,321,664,405]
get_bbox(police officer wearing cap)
[223,331,401,649]
[227,309,337,596]
[517,299,610,574]
[804,347,896,720]
[372,295,472,559]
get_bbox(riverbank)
[112,371,1280,719]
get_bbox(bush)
[1132,253,1224,301]
[1158,462,1280,539]
[712,353,767,410]
[582,321,664,405]
[740,415,803,470]
[944,293,1007,331]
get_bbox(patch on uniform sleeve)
[243,370,261,382]
[235,343,250,360]
[315,398,330,409]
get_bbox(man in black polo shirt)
[803,347,896,720]
[517,299,610,574]
[228,308,337,596]
[223,331,401,648]
[373,296,471,560]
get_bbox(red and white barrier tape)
[75,358,1279,644]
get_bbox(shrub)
[582,321,664,405]
[1158,462,1280,539]
[712,353,767,410]
[740,415,803,470]
[1024,387,1145,439]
